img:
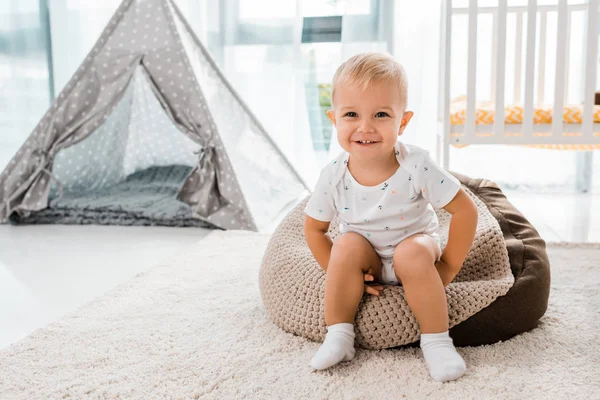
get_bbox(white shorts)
[376,234,442,286]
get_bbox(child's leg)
[393,234,466,382]
[310,232,382,370]
[393,234,446,333]
[325,232,382,326]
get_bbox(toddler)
[304,52,478,382]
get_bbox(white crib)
[437,0,600,190]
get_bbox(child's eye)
[344,112,357,117]
[375,112,389,118]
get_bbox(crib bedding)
[449,97,600,149]
[450,100,600,125]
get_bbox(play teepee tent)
[0,0,309,232]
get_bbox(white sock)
[310,323,356,370]
[420,330,467,382]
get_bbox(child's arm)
[304,215,333,272]
[436,188,478,286]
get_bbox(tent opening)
[13,67,214,228]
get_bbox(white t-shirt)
[304,140,461,257]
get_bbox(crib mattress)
[449,97,600,149]
[450,100,600,125]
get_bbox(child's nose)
[358,119,375,133]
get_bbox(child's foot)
[420,330,467,382]
[310,322,356,370]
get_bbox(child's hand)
[364,267,383,296]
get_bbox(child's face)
[327,79,413,164]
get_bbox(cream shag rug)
[1,231,599,399]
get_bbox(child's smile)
[354,140,380,147]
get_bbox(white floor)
[0,225,212,349]
[0,190,599,350]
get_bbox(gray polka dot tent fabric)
[259,186,515,350]
[0,0,308,231]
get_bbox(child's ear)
[326,110,336,126]
[397,111,414,136]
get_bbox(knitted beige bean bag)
[259,179,517,350]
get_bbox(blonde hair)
[331,52,408,110]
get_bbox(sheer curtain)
[48,0,122,94]
[175,0,320,186]
[0,0,51,170]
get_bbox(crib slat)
[537,11,547,104]
[441,0,452,167]
[514,12,523,104]
[563,11,571,104]
[494,0,507,138]
[582,0,598,137]
[466,0,478,140]
[491,13,496,100]
[552,0,568,138]
[523,0,537,139]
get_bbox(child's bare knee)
[330,232,376,270]
[333,232,367,249]
[393,239,437,278]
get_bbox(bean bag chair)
[259,172,550,349]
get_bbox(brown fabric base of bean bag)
[423,172,551,348]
